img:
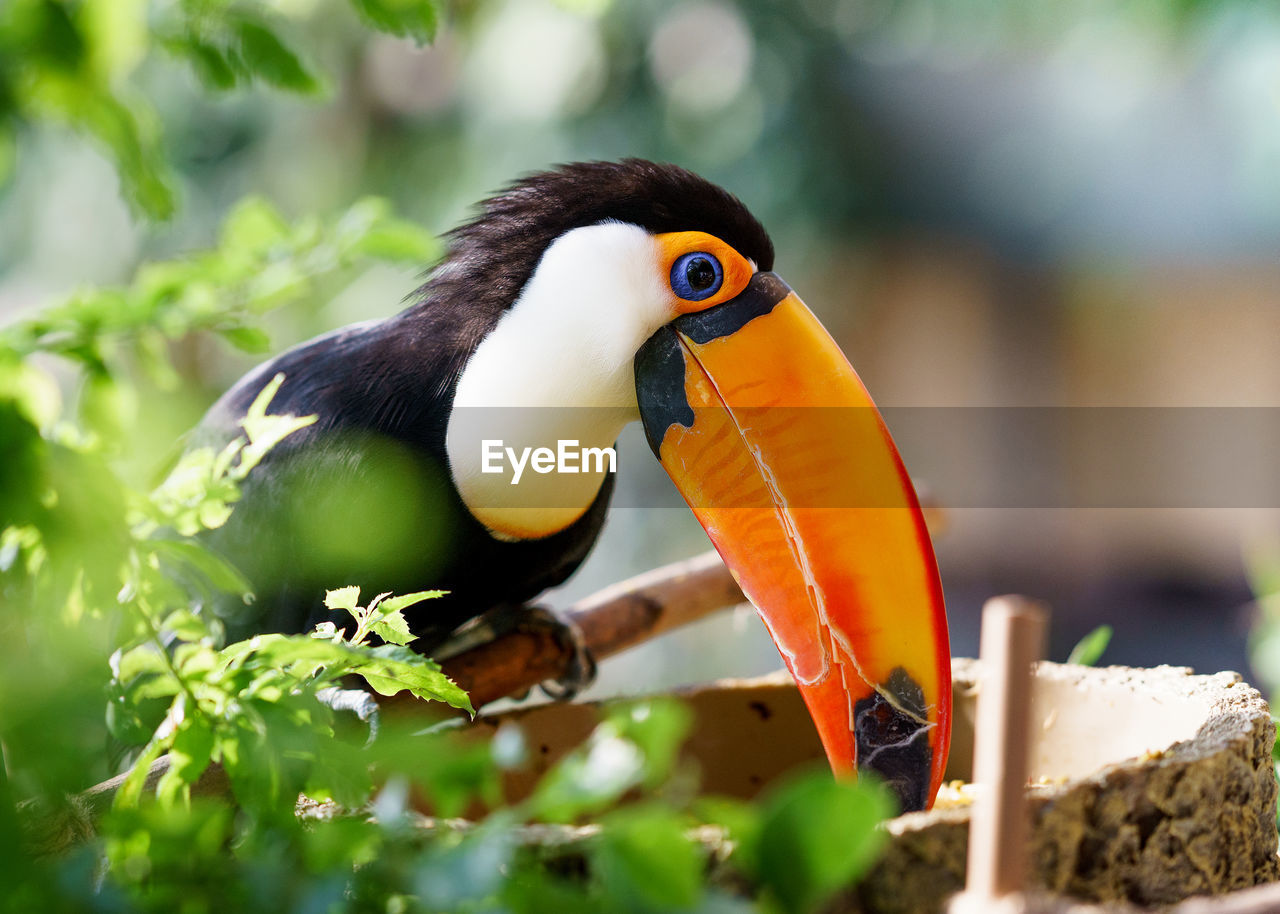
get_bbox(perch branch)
[430,549,745,708]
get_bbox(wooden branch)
[18,757,231,860]
[438,549,744,708]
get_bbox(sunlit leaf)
[594,806,704,911]
[169,713,215,782]
[369,611,416,646]
[348,220,442,263]
[160,609,209,642]
[756,771,893,914]
[529,727,645,823]
[221,196,291,253]
[324,585,362,613]
[82,0,149,80]
[231,18,321,94]
[351,644,473,712]
[347,0,440,44]
[377,589,445,613]
[1066,624,1112,667]
[219,325,271,353]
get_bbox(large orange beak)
[634,272,951,812]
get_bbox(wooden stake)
[952,595,1048,912]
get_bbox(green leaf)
[1066,624,1112,667]
[219,325,271,353]
[164,34,240,91]
[160,609,210,642]
[324,585,362,613]
[369,611,415,646]
[219,632,349,673]
[112,644,171,683]
[350,644,473,712]
[377,589,445,613]
[529,727,645,823]
[196,497,233,530]
[594,806,704,912]
[349,220,441,263]
[305,737,374,808]
[347,0,440,44]
[0,126,15,187]
[220,196,290,253]
[79,91,176,220]
[245,261,309,312]
[756,771,892,914]
[82,0,149,81]
[169,713,215,782]
[371,725,500,817]
[605,699,692,789]
[236,373,316,473]
[415,821,514,908]
[232,18,321,94]
[693,796,761,873]
[147,538,253,596]
[116,731,172,808]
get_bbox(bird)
[192,159,952,812]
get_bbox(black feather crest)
[413,159,774,323]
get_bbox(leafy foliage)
[1245,548,1280,829]
[0,188,445,819]
[1,194,438,383]
[1066,624,1113,667]
[0,0,444,218]
[0,4,896,910]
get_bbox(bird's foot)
[429,603,597,702]
[515,604,597,701]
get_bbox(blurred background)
[3,0,1279,696]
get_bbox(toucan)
[194,160,951,812]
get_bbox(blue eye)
[670,252,723,301]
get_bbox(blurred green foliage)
[0,0,441,218]
[0,3,898,911]
[1066,624,1112,667]
[0,180,897,914]
[1245,546,1280,828]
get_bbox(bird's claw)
[420,602,598,702]
[517,604,597,701]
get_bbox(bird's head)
[438,160,950,812]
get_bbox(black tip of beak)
[854,667,933,814]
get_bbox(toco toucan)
[194,160,951,812]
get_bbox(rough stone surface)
[835,662,1279,914]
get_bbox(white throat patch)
[445,222,675,540]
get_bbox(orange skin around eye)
[654,231,756,314]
